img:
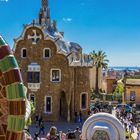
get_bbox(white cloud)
[63,18,72,22]
[0,0,8,2]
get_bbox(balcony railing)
[28,83,40,91]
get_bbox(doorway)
[60,91,67,120]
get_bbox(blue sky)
[0,0,140,66]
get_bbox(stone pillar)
[67,104,70,122]
[66,91,71,122]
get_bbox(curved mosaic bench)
[82,113,125,140]
[0,36,26,140]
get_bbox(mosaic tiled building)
[13,0,93,121]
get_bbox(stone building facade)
[125,78,140,105]
[13,0,93,121]
[105,77,117,94]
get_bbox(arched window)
[21,48,27,58]
[80,93,88,110]
[43,48,51,58]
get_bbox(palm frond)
[90,50,109,68]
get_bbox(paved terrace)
[29,121,83,138]
[29,109,138,139]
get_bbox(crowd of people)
[90,102,113,114]
[115,105,140,140]
[24,113,82,140]
[44,126,81,140]
[24,103,140,140]
[24,125,82,140]
[90,102,140,140]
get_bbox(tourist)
[74,112,78,123]
[79,111,83,124]
[35,113,39,127]
[87,109,91,116]
[137,125,140,140]
[38,114,43,127]
[121,105,125,116]
[74,127,81,140]
[23,128,32,140]
[116,107,120,119]
[66,130,76,140]
[129,112,133,121]
[128,120,132,134]
[39,121,45,135]
[34,132,40,140]
[108,103,113,114]
[131,122,135,134]
[46,126,59,140]
[58,131,66,140]
[123,118,128,132]
[66,129,71,139]
[92,107,99,114]
[120,117,124,125]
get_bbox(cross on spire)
[42,0,48,9]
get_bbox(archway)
[0,36,26,140]
[60,91,67,120]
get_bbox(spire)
[42,0,48,9]
[38,0,53,30]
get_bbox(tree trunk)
[95,67,99,95]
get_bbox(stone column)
[66,91,71,122]
[67,104,70,122]
[66,69,74,122]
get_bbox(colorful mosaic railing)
[0,35,26,140]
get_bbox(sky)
[0,0,140,66]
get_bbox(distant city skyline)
[0,0,140,66]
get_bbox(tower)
[42,0,48,10]
[39,0,51,26]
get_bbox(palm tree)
[90,50,109,95]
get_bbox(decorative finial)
[42,0,48,9]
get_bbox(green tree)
[113,82,124,102]
[90,50,109,95]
